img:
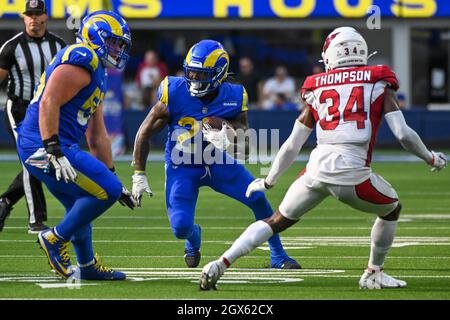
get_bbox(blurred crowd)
[126,50,407,111]
[123,49,326,112]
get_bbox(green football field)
[0,159,449,300]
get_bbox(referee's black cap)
[23,0,47,15]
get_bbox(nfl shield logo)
[30,0,38,8]
[202,106,208,114]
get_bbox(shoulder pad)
[157,76,170,105]
[61,44,99,73]
[300,75,317,97]
[373,65,399,91]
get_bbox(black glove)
[109,166,137,210]
[119,186,137,210]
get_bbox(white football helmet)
[321,27,369,72]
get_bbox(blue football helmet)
[183,40,229,97]
[77,10,132,70]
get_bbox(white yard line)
[1,236,450,245]
[3,226,450,231]
[5,213,450,220]
[0,255,449,259]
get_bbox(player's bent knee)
[246,189,266,203]
[246,193,272,214]
[105,179,122,202]
[172,225,194,239]
[380,202,402,221]
[264,210,297,233]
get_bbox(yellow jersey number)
[176,117,210,153]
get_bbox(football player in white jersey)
[199,27,447,290]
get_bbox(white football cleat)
[199,260,227,291]
[359,268,407,289]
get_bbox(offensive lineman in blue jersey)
[132,40,300,269]
[16,11,135,280]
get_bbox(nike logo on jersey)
[77,51,87,57]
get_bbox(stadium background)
[0,0,449,303]
[0,0,449,153]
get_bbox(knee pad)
[172,225,194,239]
[381,202,402,221]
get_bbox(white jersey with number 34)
[300,65,399,185]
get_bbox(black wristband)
[264,180,273,190]
[43,135,64,158]
[109,166,116,173]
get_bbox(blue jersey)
[18,43,106,150]
[158,76,248,167]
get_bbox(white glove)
[245,178,272,198]
[25,148,50,169]
[132,173,153,207]
[202,122,231,151]
[430,151,447,172]
[49,155,77,183]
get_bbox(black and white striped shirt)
[0,31,66,102]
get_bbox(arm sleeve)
[265,120,312,186]
[0,41,15,70]
[384,110,432,163]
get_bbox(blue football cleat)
[37,228,73,279]
[184,225,201,268]
[270,255,302,269]
[79,254,126,280]
[184,248,201,268]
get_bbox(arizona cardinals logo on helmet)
[323,33,339,52]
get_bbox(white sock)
[368,217,398,269]
[53,227,64,240]
[78,258,95,268]
[221,220,274,266]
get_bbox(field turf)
[0,159,449,300]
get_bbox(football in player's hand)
[203,116,231,130]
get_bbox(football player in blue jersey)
[16,11,135,280]
[132,40,300,269]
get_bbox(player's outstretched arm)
[246,105,314,198]
[39,64,91,182]
[384,89,446,171]
[131,101,170,205]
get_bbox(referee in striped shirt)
[0,0,66,233]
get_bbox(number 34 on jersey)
[301,65,399,146]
